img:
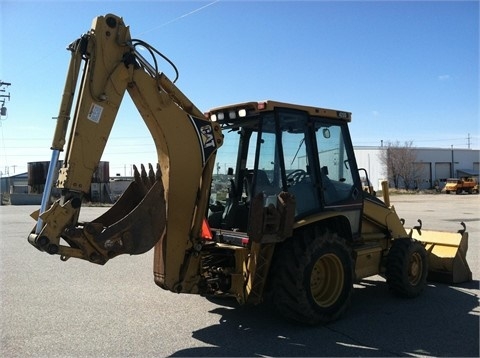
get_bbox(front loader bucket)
[411,229,472,284]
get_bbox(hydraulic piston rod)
[35,149,60,234]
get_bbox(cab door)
[314,120,363,238]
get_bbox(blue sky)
[1,0,478,176]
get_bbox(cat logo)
[189,115,218,165]
[200,125,216,149]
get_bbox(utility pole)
[0,81,12,118]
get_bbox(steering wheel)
[287,169,306,185]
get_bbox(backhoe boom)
[28,14,223,292]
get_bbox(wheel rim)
[408,252,423,286]
[310,253,344,308]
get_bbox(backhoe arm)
[28,14,223,292]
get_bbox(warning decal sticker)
[87,103,103,123]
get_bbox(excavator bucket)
[29,163,167,264]
[411,228,472,284]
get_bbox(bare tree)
[379,141,417,190]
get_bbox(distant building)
[1,161,115,205]
[1,147,479,204]
[0,172,29,194]
[354,146,480,190]
[0,172,36,205]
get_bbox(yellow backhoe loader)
[28,14,472,325]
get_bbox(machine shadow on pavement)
[171,279,479,357]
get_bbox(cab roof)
[207,100,352,122]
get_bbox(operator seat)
[245,169,278,202]
[255,170,276,195]
[288,181,317,216]
[321,166,338,204]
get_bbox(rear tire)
[386,239,428,298]
[268,227,353,325]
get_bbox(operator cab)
[207,101,363,242]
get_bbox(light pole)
[451,145,454,178]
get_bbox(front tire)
[268,227,353,325]
[386,238,428,298]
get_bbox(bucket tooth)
[140,164,150,189]
[133,164,140,178]
[148,163,156,185]
[156,163,162,180]
[132,164,149,195]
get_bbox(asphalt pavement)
[1,194,479,357]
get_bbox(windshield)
[209,108,359,209]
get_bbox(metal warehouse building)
[354,147,480,191]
